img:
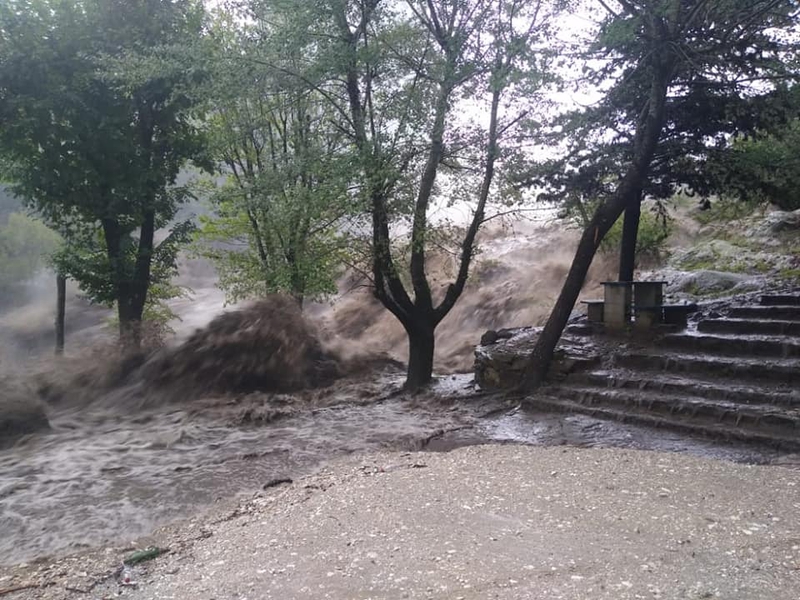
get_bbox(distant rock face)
[0,379,50,448]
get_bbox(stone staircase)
[535,293,800,450]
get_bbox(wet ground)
[1,373,795,568]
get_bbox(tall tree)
[0,0,208,348]
[195,12,354,307]
[522,0,800,388]
[256,0,562,389]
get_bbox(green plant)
[600,208,672,263]
[693,196,761,226]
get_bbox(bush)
[600,206,672,263]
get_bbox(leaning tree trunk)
[618,191,642,282]
[520,50,675,391]
[520,194,638,389]
[55,273,66,355]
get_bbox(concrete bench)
[635,303,698,329]
[580,300,604,323]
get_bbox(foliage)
[255,0,566,387]
[525,2,800,212]
[709,116,800,212]
[693,196,762,226]
[520,0,800,388]
[601,207,671,262]
[564,196,671,263]
[193,11,355,306]
[0,0,209,341]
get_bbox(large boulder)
[667,270,766,297]
[474,327,600,390]
[0,378,50,448]
[758,209,800,235]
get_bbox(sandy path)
[3,445,800,600]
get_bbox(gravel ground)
[3,445,800,600]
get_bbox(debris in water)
[123,547,168,566]
[262,477,293,490]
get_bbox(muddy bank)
[3,445,799,600]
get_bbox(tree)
[709,107,800,212]
[195,11,355,307]
[521,0,800,389]
[0,0,208,348]
[255,0,562,389]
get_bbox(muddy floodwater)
[1,373,792,568]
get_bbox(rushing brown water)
[0,372,486,566]
[2,371,786,567]
[0,218,790,567]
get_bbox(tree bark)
[618,191,642,282]
[405,324,435,392]
[521,43,676,390]
[103,209,155,351]
[520,192,638,390]
[55,274,66,355]
[117,292,143,350]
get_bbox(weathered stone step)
[549,385,800,436]
[697,318,800,337]
[526,395,800,450]
[660,332,800,359]
[728,306,800,321]
[574,370,800,407]
[617,352,800,385]
[761,294,800,306]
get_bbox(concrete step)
[565,323,594,336]
[728,306,800,321]
[616,352,800,386]
[573,370,800,407]
[527,394,800,450]
[549,385,800,436]
[660,332,800,359]
[697,318,800,337]
[761,294,800,306]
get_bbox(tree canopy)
[249,0,566,388]
[522,0,800,388]
[0,0,208,346]
[194,10,356,307]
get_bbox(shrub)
[600,206,672,263]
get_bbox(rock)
[479,329,515,347]
[480,330,499,346]
[474,328,600,390]
[759,209,800,235]
[667,270,765,297]
[474,328,539,389]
